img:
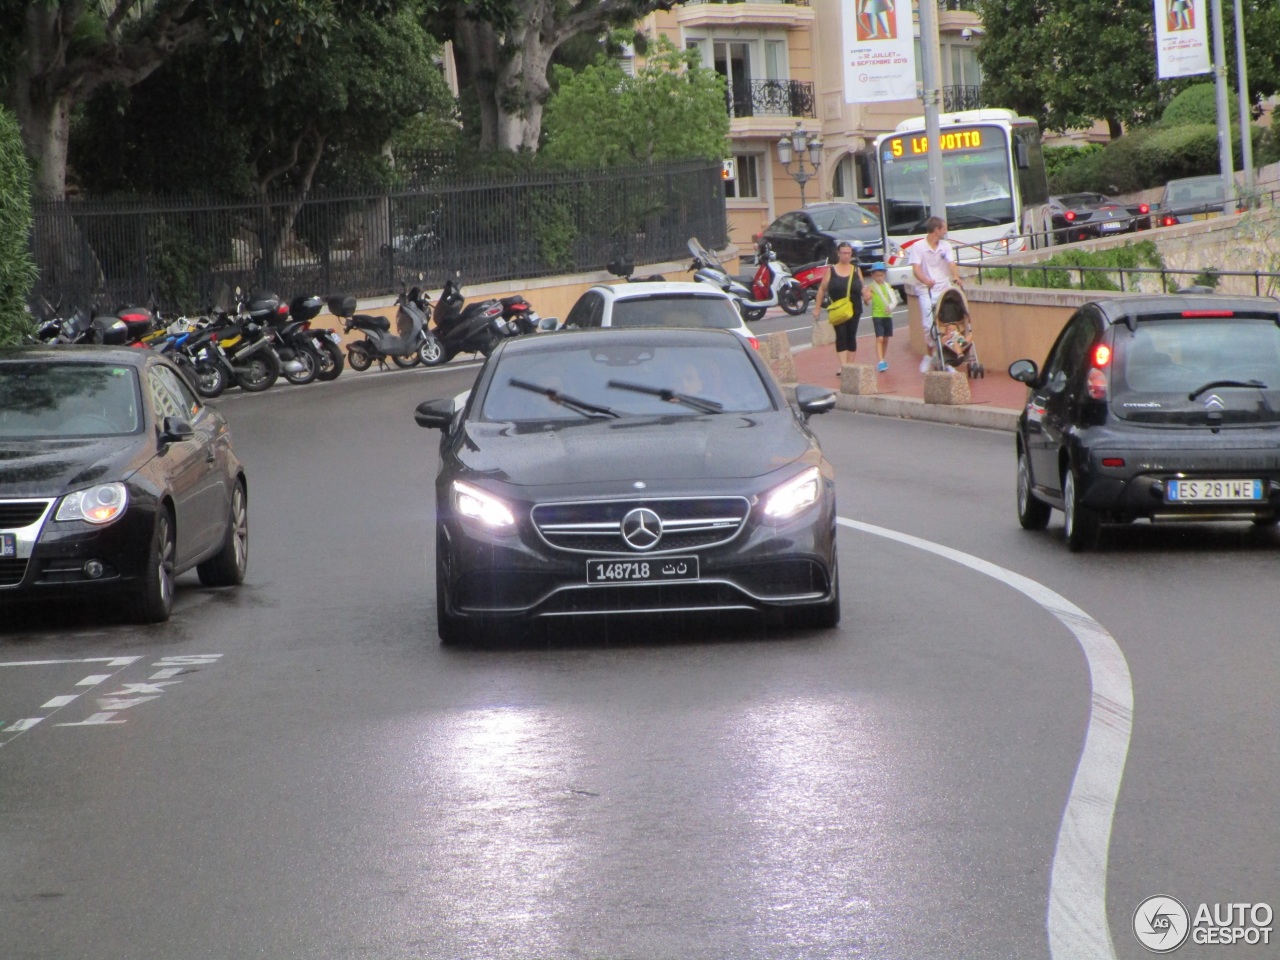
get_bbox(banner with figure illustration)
[842,0,917,103]
[1155,0,1210,78]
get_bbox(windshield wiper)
[1188,379,1268,400]
[507,378,619,418]
[946,214,1005,228]
[606,379,724,414]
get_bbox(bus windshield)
[880,127,1015,235]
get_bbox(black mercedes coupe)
[415,328,839,643]
[0,346,248,622]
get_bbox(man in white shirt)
[906,216,963,371]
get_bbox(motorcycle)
[687,237,801,323]
[328,285,433,371]
[286,294,345,381]
[789,260,830,313]
[429,276,513,363]
[179,295,283,396]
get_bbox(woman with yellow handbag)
[813,241,868,373]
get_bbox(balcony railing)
[727,79,816,119]
[683,1,810,6]
[943,84,984,112]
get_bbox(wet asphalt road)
[1,359,1276,960]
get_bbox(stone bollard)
[759,330,797,384]
[923,369,971,404]
[811,316,836,348]
[839,363,878,395]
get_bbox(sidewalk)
[787,314,1026,431]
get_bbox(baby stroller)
[928,285,984,378]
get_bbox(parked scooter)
[687,237,801,322]
[429,276,511,363]
[327,285,433,371]
[286,294,345,381]
[789,260,830,313]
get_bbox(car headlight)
[763,466,822,520]
[56,482,129,525]
[453,480,515,528]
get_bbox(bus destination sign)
[885,128,986,159]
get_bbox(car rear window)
[480,342,773,421]
[0,362,142,437]
[610,295,742,331]
[1111,316,1280,424]
[1164,178,1226,205]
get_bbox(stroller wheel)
[976,363,985,379]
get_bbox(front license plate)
[1167,479,1264,502]
[586,556,699,584]
[0,533,15,558]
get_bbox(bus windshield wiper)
[606,379,724,414]
[1188,379,1268,400]
[945,214,1006,228]
[507,378,619,418]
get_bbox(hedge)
[0,107,37,344]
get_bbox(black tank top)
[829,266,861,302]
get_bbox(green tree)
[0,0,394,199]
[0,105,36,343]
[541,38,728,167]
[431,0,678,152]
[975,0,1280,139]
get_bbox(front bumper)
[439,496,837,623]
[1,499,154,597]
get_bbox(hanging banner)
[1154,0,1210,78]
[843,0,918,104]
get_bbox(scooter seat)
[351,314,390,332]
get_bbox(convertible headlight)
[453,480,515,528]
[763,467,822,520]
[56,482,129,525]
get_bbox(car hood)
[827,228,883,247]
[457,414,812,487]
[0,436,152,499]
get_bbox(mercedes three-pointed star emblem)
[620,507,663,550]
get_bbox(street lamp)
[777,122,823,206]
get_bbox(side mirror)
[159,416,195,444]
[415,398,455,430]
[537,316,560,332]
[794,384,837,420]
[1008,359,1039,384]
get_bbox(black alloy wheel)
[347,342,373,372]
[1016,448,1052,530]
[124,509,176,623]
[315,339,344,380]
[233,349,280,392]
[283,342,321,385]
[197,481,248,586]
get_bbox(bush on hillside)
[1162,83,1238,126]
[997,240,1167,292]
[0,107,37,345]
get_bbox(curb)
[830,391,1019,431]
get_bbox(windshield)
[1112,317,1280,424]
[480,342,773,422]
[610,295,742,331]
[880,126,1015,234]
[0,362,142,438]
[808,205,880,231]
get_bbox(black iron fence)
[30,160,727,312]
[943,84,984,113]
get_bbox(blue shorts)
[872,315,893,338]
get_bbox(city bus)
[874,108,1050,284]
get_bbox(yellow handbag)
[827,277,855,325]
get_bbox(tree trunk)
[1106,117,1123,141]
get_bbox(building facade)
[640,0,984,249]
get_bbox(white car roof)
[594,281,735,301]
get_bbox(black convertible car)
[416,328,839,643]
[1047,193,1151,244]
[0,346,248,622]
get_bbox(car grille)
[532,496,750,554]
[0,559,28,587]
[0,500,53,529]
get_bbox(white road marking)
[0,657,141,668]
[57,713,125,727]
[76,674,111,687]
[148,668,184,680]
[5,718,44,732]
[41,695,79,709]
[839,517,1133,960]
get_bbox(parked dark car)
[1157,174,1239,226]
[1047,193,1151,244]
[758,202,897,273]
[0,346,248,621]
[1009,295,1280,551]
[415,328,839,644]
